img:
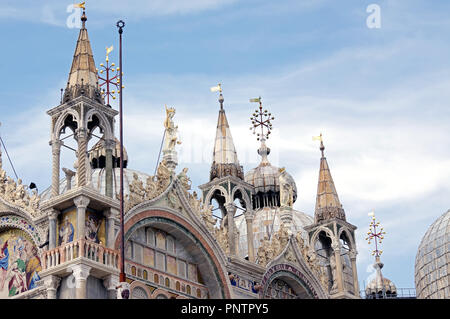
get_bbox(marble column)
[43,275,61,299]
[105,208,118,249]
[103,274,119,299]
[225,203,236,256]
[105,139,115,198]
[245,213,255,262]
[50,140,62,197]
[350,250,359,295]
[331,242,345,293]
[72,264,91,299]
[48,210,59,250]
[74,195,90,241]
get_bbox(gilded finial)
[249,97,275,142]
[210,84,223,109]
[365,211,386,260]
[312,133,325,157]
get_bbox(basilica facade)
[0,12,360,299]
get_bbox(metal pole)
[116,20,126,284]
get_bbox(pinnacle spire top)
[210,84,243,180]
[62,2,103,104]
[314,138,346,223]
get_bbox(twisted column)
[50,140,62,197]
[76,129,88,187]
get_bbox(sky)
[0,0,449,293]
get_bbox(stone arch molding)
[337,227,356,251]
[231,186,252,209]
[205,185,229,205]
[53,110,81,140]
[0,214,43,251]
[310,226,338,248]
[264,235,328,299]
[84,108,113,141]
[119,209,232,299]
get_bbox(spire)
[210,90,243,180]
[62,8,103,104]
[313,137,346,223]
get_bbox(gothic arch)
[204,185,229,206]
[337,227,355,250]
[231,187,252,210]
[53,111,80,140]
[84,109,113,141]
[310,226,337,248]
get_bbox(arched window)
[143,270,148,280]
[176,281,181,291]
[165,278,170,288]
[154,274,159,284]
[131,266,136,276]
[196,289,202,298]
[186,285,191,295]
[131,287,148,299]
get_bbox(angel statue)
[163,105,181,152]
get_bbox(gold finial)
[249,97,275,142]
[365,211,386,259]
[210,84,224,109]
[313,133,325,157]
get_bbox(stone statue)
[271,233,281,257]
[278,222,289,248]
[177,168,191,190]
[330,254,338,292]
[126,173,145,211]
[200,204,216,233]
[279,168,293,208]
[257,239,267,266]
[163,106,181,152]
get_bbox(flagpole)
[116,19,126,285]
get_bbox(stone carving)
[168,188,182,211]
[279,168,294,208]
[177,168,191,190]
[284,248,297,263]
[163,106,182,152]
[0,159,42,218]
[200,204,217,233]
[295,231,330,292]
[124,161,172,213]
[215,226,229,254]
[330,254,338,293]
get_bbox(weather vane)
[249,97,275,141]
[365,211,386,258]
[97,46,123,105]
[312,133,325,156]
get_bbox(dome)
[235,206,313,259]
[244,141,297,209]
[365,277,397,298]
[41,168,152,201]
[414,209,450,299]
